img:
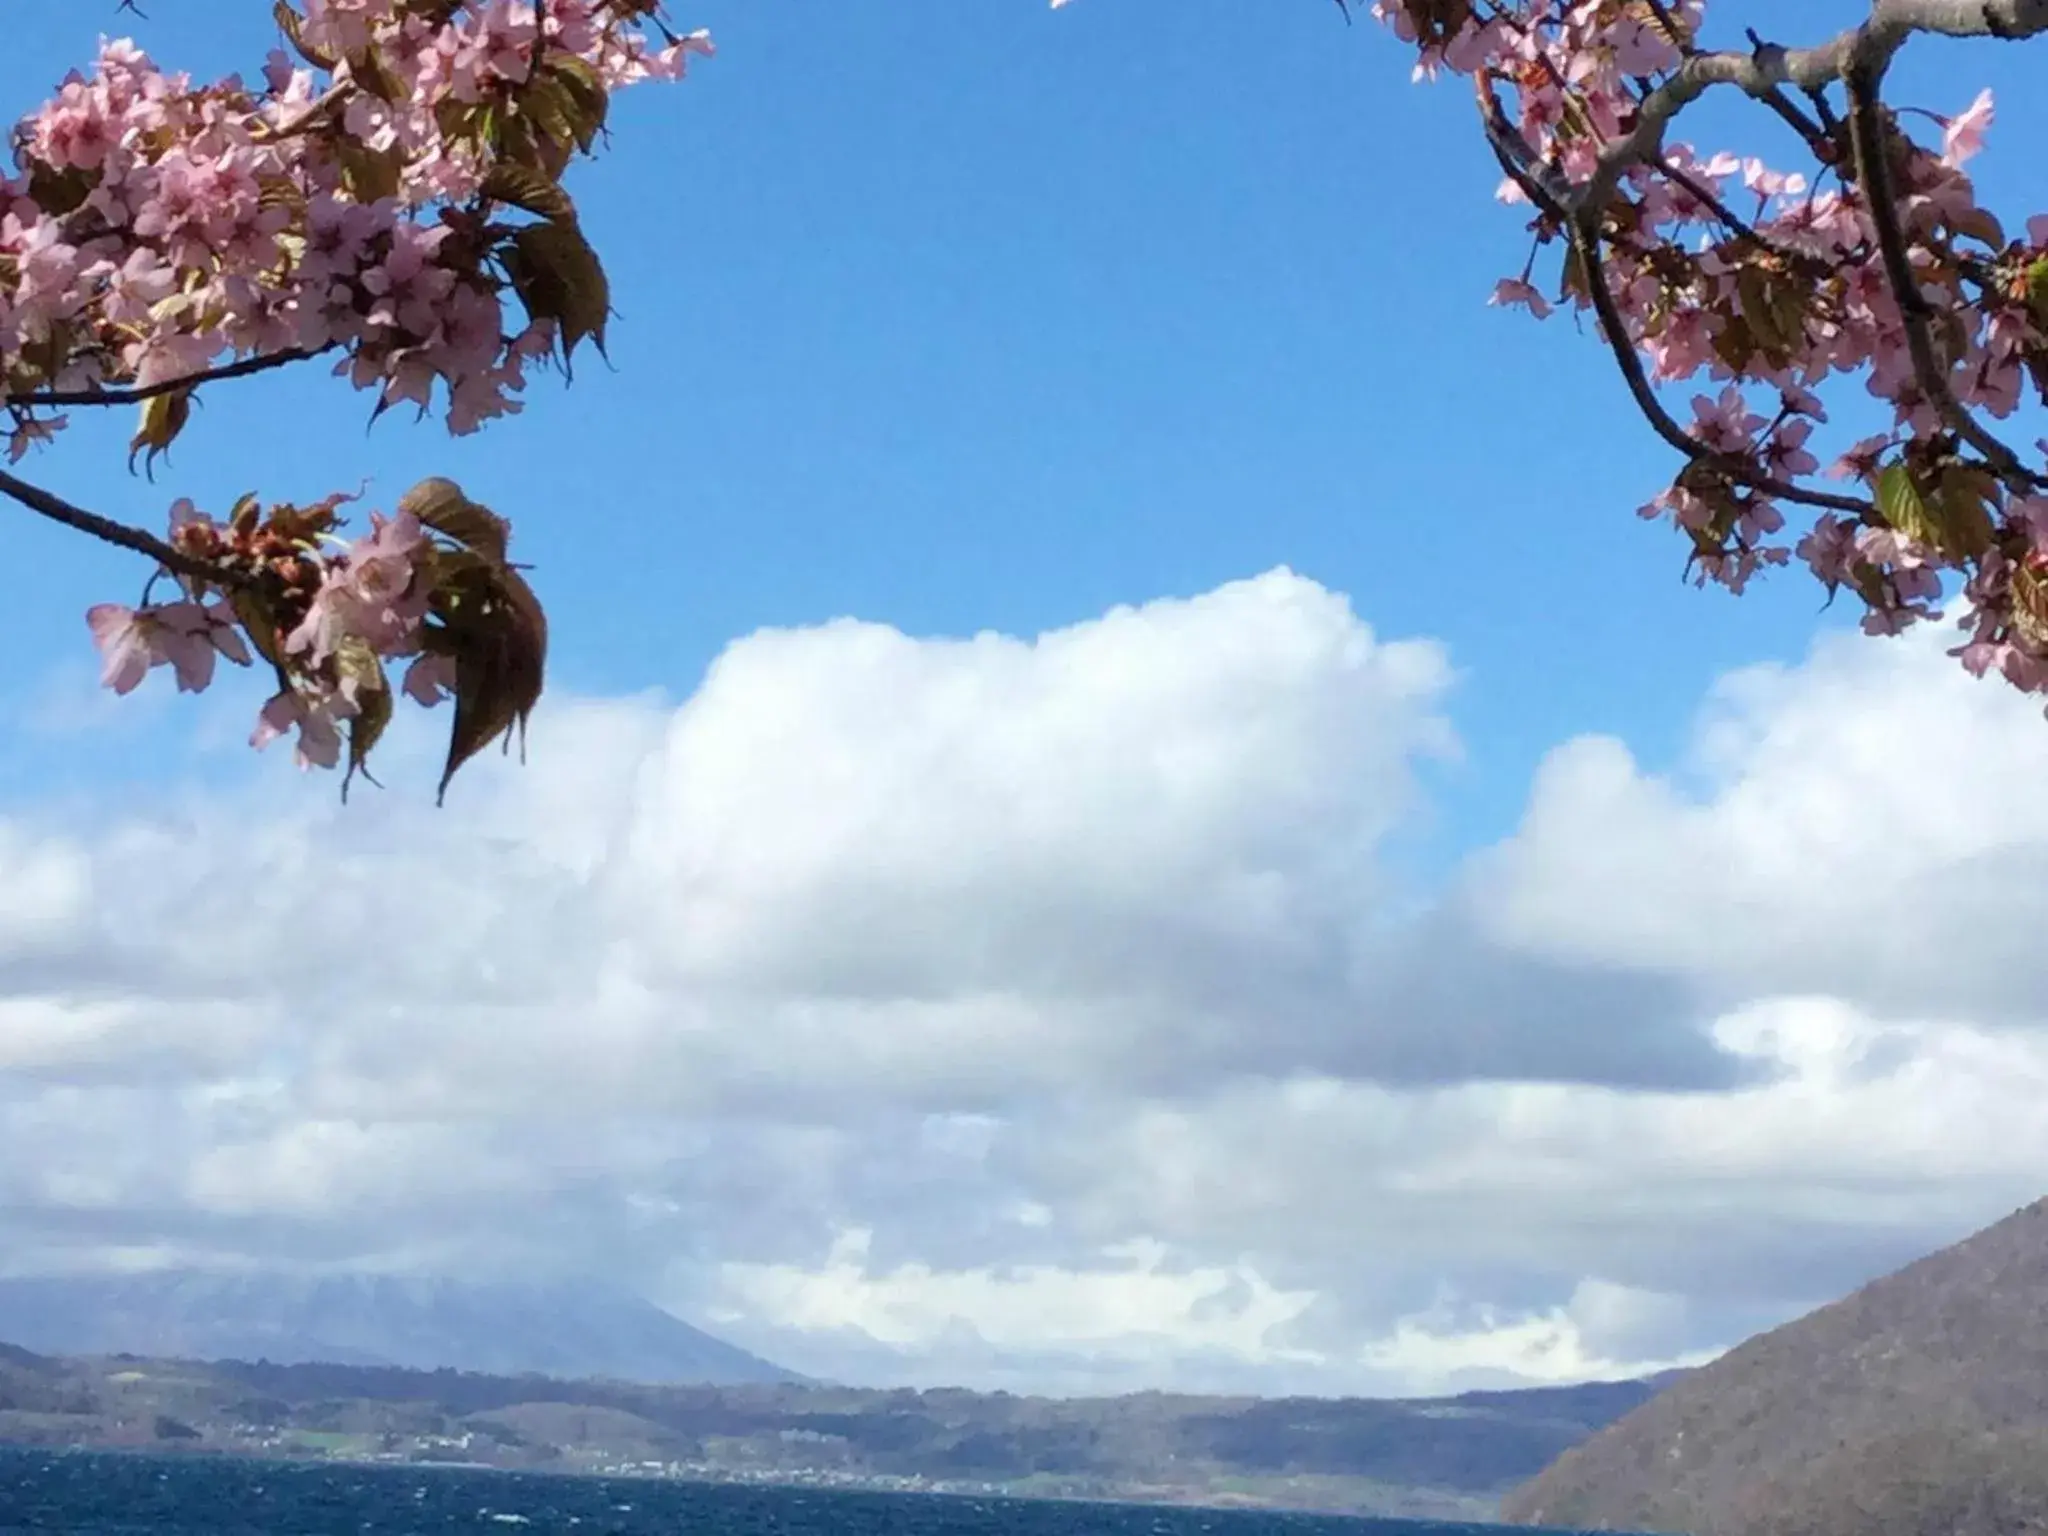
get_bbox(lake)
[0,1447,1564,1535]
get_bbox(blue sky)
[7,0,1976,842]
[9,3,2048,1397]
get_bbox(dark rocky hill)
[0,1272,795,1387]
[1502,1197,2048,1536]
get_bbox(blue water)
[0,1448,1530,1536]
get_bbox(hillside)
[0,1345,1669,1519]
[0,1273,795,1387]
[1501,1197,2048,1536]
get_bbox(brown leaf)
[332,138,403,202]
[1627,0,1693,44]
[1735,267,1783,357]
[435,97,487,150]
[1949,205,2006,250]
[520,75,584,159]
[398,476,510,563]
[1406,0,1474,45]
[335,637,392,799]
[346,47,407,104]
[25,162,98,217]
[274,2,339,69]
[257,174,308,215]
[1768,283,1809,363]
[546,57,610,153]
[1709,311,1757,374]
[478,162,576,223]
[231,590,286,668]
[2013,565,2048,650]
[436,564,547,803]
[504,220,611,365]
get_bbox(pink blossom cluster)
[1053,0,2048,696]
[88,490,455,771]
[3,2,704,790]
[1367,0,2048,691]
[4,3,707,450]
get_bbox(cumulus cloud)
[1473,625,2048,1023]
[0,574,2041,1396]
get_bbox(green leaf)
[1877,461,1993,559]
[1931,466,1999,559]
[2027,258,2048,331]
[1558,245,1591,305]
[127,390,193,479]
[1876,463,1941,548]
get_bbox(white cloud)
[1357,1281,1717,1389]
[607,570,1454,1010]
[719,1228,1318,1361]
[1472,625,2048,1021]
[0,578,2043,1396]
[0,824,90,954]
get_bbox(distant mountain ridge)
[0,1271,797,1387]
[0,1340,1676,1518]
[1503,1196,2048,1536]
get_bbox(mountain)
[1501,1197,2048,1536]
[0,1272,796,1387]
[0,1343,1672,1518]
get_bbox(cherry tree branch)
[1840,63,2045,490]
[13,346,330,408]
[1576,0,2048,220]
[0,466,250,589]
[1476,81,1869,515]
[1569,226,1874,516]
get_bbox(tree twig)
[1569,224,1873,516]
[0,467,251,590]
[13,346,329,408]
[1475,88,1869,517]
[1657,156,1809,263]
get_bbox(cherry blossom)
[1053,1,2048,707]
[1351,1,2048,704]
[0,1,706,797]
